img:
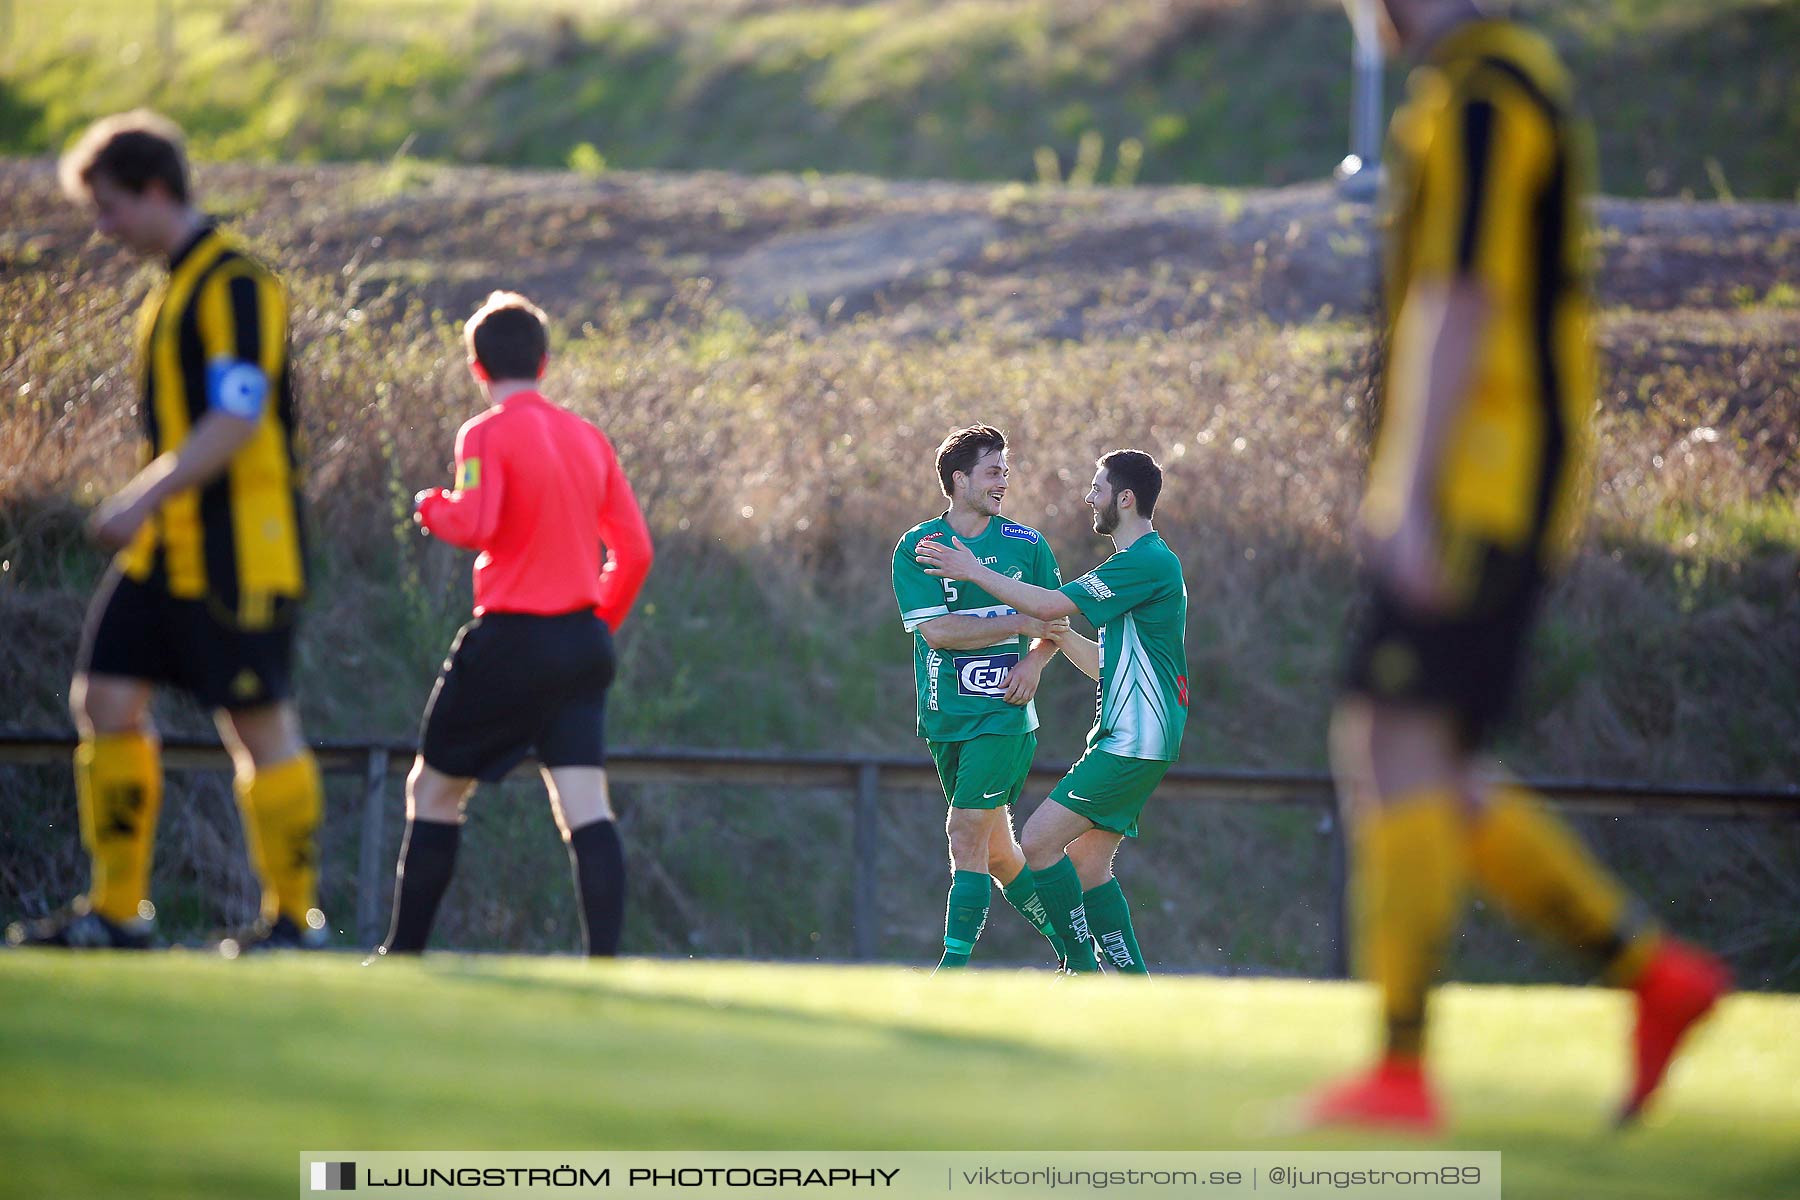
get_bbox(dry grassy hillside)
[2,160,1796,973]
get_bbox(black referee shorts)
[1342,544,1544,753]
[76,567,298,711]
[419,609,616,782]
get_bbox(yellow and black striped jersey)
[1363,20,1596,578]
[119,224,306,624]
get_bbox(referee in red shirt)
[376,292,653,957]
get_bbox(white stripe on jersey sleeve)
[901,605,951,632]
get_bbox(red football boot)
[1304,1057,1444,1136]
[1618,939,1731,1126]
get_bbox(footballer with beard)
[918,449,1187,974]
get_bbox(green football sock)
[1000,867,1067,963]
[1083,878,1149,975]
[937,869,991,970]
[1032,856,1099,972]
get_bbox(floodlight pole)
[1336,0,1385,200]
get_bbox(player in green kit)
[893,425,1075,971]
[918,449,1186,974]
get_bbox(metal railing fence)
[3,730,1795,972]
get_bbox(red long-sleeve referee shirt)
[415,390,653,628]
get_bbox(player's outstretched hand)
[87,492,152,552]
[916,534,981,581]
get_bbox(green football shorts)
[929,731,1037,810]
[1047,747,1170,838]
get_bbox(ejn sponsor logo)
[953,652,1018,698]
[311,1161,356,1191]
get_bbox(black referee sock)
[567,819,626,957]
[381,818,461,954]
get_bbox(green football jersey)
[893,514,1061,743]
[1059,531,1189,761]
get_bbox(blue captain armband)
[206,358,269,419]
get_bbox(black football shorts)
[1342,544,1544,752]
[77,567,298,711]
[418,609,615,782]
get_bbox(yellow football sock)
[75,732,163,924]
[1352,788,1467,1061]
[235,751,323,925]
[1468,785,1658,984]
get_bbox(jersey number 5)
[940,580,958,603]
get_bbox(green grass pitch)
[1,953,1795,1199]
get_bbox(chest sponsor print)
[954,652,1019,698]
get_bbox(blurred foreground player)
[376,292,652,958]
[1313,0,1729,1131]
[9,111,325,952]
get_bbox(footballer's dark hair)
[934,424,1007,498]
[1098,448,1163,518]
[465,290,550,381]
[58,110,190,204]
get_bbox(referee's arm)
[593,434,653,630]
[416,422,504,549]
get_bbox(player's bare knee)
[946,811,991,871]
[407,759,470,824]
[1071,858,1111,891]
[72,674,151,736]
[1067,835,1117,888]
[409,785,467,824]
[985,810,1021,849]
[219,702,304,770]
[218,716,293,778]
[68,676,95,735]
[546,766,613,834]
[1071,854,1111,889]
[1329,699,1377,796]
[1021,826,1066,871]
[987,838,1026,884]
